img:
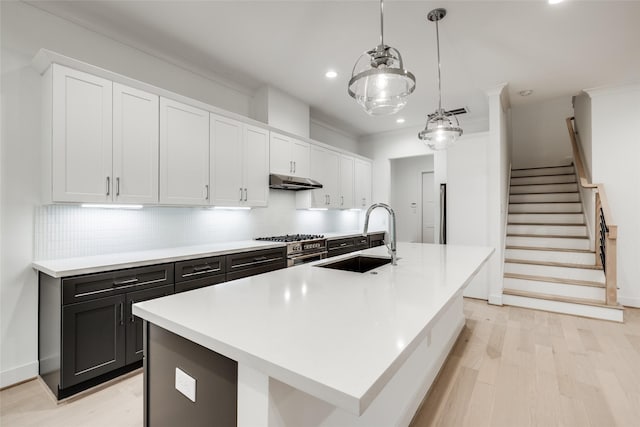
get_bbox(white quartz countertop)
[32,230,388,278]
[133,242,493,415]
[32,240,286,278]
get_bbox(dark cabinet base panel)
[52,361,142,400]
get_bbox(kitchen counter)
[133,242,493,426]
[31,231,387,278]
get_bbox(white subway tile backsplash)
[34,192,362,260]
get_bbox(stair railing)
[566,117,618,305]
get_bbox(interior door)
[422,172,435,243]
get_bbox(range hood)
[269,174,323,191]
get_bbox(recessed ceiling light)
[396,118,405,124]
[548,0,563,4]
[325,70,338,79]
[519,89,534,97]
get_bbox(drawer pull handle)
[130,300,135,323]
[193,264,212,272]
[119,302,124,326]
[232,257,281,269]
[182,268,221,278]
[339,242,348,247]
[113,278,138,286]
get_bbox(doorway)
[421,172,435,243]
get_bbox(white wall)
[587,84,640,308]
[511,96,574,168]
[252,86,310,138]
[390,156,434,243]
[309,119,358,153]
[0,1,358,387]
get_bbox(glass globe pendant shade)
[348,45,416,116]
[418,109,463,151]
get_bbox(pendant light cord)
[435,18,442,111]
[379,0,385,47]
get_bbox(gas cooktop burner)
[256,234,325,242]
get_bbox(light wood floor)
[2,299,640,427]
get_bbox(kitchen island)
[133,242,493,426]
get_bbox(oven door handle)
[289,251,327,261]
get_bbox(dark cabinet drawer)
[62,264,174,305]
[369,232,386,248]
[175,275,226,294]
[327,237,356,258]
[354,236,369,250]
[226,247,286,281]
[175,256,225,283]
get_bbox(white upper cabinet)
[243,125,269,207]
[159,98,210,206]
[297,145,339,209]
[211,114,269,207]
[339,155,355,209]
[355,158,373,209]
[51,64,113,203]
[113,83,159,204]
[269,132,310,178]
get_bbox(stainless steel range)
[255,234,327,267]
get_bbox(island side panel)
[144,323,238,427]
[267,295,466,427]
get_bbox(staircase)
[502,164,623,322]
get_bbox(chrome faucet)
[363,203,397,265]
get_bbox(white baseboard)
[0,361,38,389]
[619,295,640,308]
[488,293,503,306]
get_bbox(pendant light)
[348,0,416,116]
[418,8,463,150]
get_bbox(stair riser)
[510,193,580,203]
[502,294,623,322]
[508,213,585,224]
[511,175,576,185]
[510,183,578,194]
[506,235,590,250]
[509,203,582,213]
[505,249,596,265]
[504,278,605,300]
[511,166,574,177]
[504,262,604,283]
[507,224,588,237]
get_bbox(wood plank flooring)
[2,298,640,426]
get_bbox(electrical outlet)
[175,367,196,402]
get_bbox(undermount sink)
[316,255,392,273]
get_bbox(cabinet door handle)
[239,187,243,201]
[205,184,210,200]
[293,161,296,173]
[328,195,331,205]
[106,176,111,196]
[130,300,135,323]
[119,302,124,326]
[244,188,248,202]
[341,195,344,206]
[290,161,293,173]
[116,177,120,197]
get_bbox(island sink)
[316,255,392,273]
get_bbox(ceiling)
[27,1,640,138]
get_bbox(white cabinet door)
[113,83,159,204]
[52,65,113,202]
[243,125,269,207]
[324,149,341,208]
[269,132,292,175]
[159,98,209,205]
[290,139,310,178]
[211,114,244,206]
[339,155,354,209]
[355,159,373,209]
[307,145,329,208]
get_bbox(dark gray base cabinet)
[327,235,369,258]
[39,264,174,398]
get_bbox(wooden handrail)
[566,117,618,306]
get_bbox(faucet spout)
[363,203,397,265]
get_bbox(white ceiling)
[27,1,640,137]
